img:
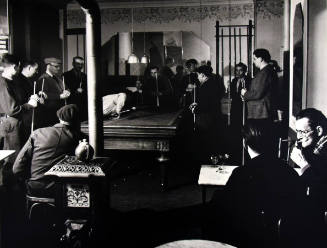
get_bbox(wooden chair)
[25,194,55,221]
[24,179,57,222]
[278,137,293,162]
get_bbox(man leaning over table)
[13,104,85,198]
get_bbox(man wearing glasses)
[63,56,87,120]
[35,57,71,129]
[290,108,327,179]
[290,108,327,247]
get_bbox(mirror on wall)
[292,3,304,117]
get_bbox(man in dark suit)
[35,57,71,129]
[180,59,199,107]
[13,104,84,198]
[63,56,88,120]
[142,65,175,109]
[208,120,302,247]
[15,60,40,140]
[189,65,223,162]
[289,108,327,247]
[230,62,251,127]
[229,62,252,163]
[241,49,278,121]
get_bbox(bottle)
[75,139,94,162]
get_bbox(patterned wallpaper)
[67,1,283,27]
[256,0,284,19]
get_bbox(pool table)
[80,107,184,190]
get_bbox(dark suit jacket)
[63,69,88,120]
[63,70,87,104]
[0,76,34,166]
[35,73,66,128]
[243,65,277,119]
[210,154,302,247]
[194,77,221,132]
[230,76,251,126]
[142,75,174,108]
[13,123,84,196]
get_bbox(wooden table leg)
[157,152,169,192]
[202,186,207,204]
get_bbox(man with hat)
[13,104,85,197]
[35,57,71,129]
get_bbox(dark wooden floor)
[1,150,218,248]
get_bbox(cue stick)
[239,28,241,62]
[41,78,44,93]
[241,79,246,166]
[63,76,67,105]
[192,73,196,131]
[234,27,236,75]
[221,29,224,89]
[155,74,160,108]
[228,27,231,126]
[40,78,45,103]
[118,107,136,115]
[31,81,36,133]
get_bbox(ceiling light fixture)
[128,4,139,63]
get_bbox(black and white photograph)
[1,0,327,247]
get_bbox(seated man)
[12,104,85,197]
[102,92,127,118]
[207,120,301,248]
[289,108,327,247]
[290,108,327,186]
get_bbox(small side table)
[45,155,112,220]
[0,150,15,161]
[198,165,238,204]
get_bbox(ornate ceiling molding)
[67,3,254,26]
[256,0,283,19]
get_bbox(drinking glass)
[210,154,219,166]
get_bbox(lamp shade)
[140,54,149,64]
[127,53,139,63]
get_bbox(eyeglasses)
[296,129,314,136]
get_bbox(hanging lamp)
[128,5,139,63]
[140,13,149,64]
[140,31,150,63]
[140,31,149,64]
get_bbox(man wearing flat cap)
[13,104,86,197]
[34,57,71,129]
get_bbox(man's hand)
[28,94,40,108]
[38,91,48,99]
[241,88,247,96]
[152,91,163,97]
[76,87,83,94]
[189,102,198,113]
[186,83,195,92]
[290,146,310,175]
[60,90,71,99]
